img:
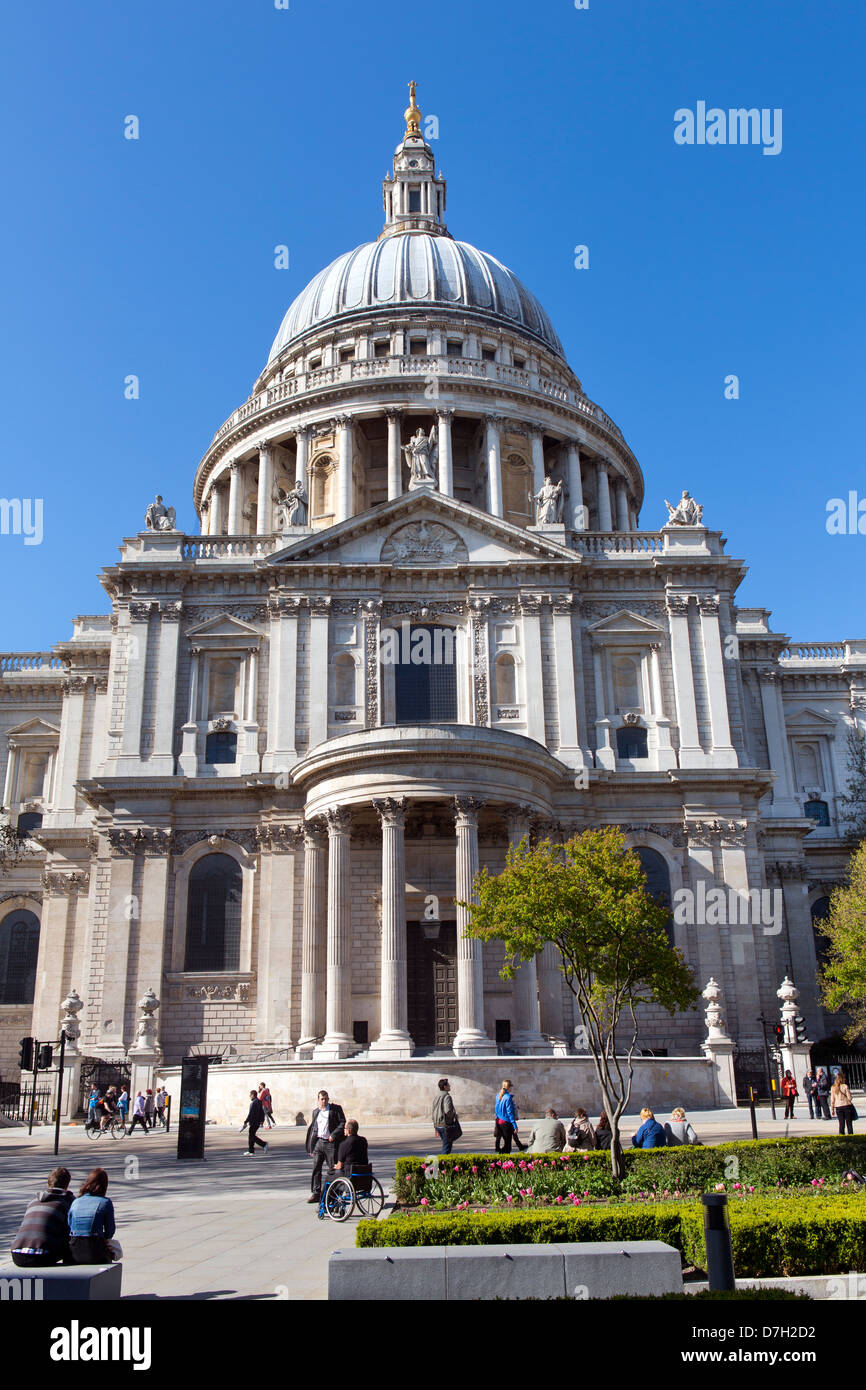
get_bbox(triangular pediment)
[5,717,61,740]
[262,490,578,568]
[588,609,664,635]
[184,613,263,640]
[785,706,839,730]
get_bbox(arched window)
[495,653,517,706]
[617,724,648,759]
[334,653,356,706]
[311,457,334,520]
[0,909,40,1004]
[185,854,242,971]
[612,656,641,712]
[635,848,673,945]
[16,811,43,836]
[811,895,832,969]
[205,731,237,765]
[503,455,532,528]
[804,799,830,827]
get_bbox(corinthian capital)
[373,797,408,828]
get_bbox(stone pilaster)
[437,408,454,497]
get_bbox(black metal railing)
[0,1082,53,1124]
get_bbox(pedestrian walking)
[144,1088,155,1129]
[241,1090,269,1155]
[128,1091,149,1135]
[815,1068,832,1120]
[802,1068,817,1119]
[432,1077,461,1153]
[305,1089,345,1202]
[86,1088,99,1128]
[831,1071,858,1135]
[117,1088,130,1127]
[155,1087,167,1128]
[494,1079,525,1153]
[781,1071,798,1120]
[258,1082,276,1129]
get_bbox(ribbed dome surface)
[267,232,565,362]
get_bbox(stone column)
[530,429,546,496]
[666,595,704,767]
[538,942,569,1054]
[437,408,454,497]
[485,416,503,518]
[298,818,328,1056]
[209,484,225,536]
[595,461,613,531]
[505,807,548,1054]
[757,669,800,814]
[150,602,182,775]
[295,425,311,489]
[697,596,738,767]
[566,440,585,531]
[615,479,630,531]
[370,798,413,1057]
[386,409,403,500]
[335,415,353,522]
[308,597,330,749]
[452,796,493,1055]
[227,461,243,534]
[315,807,354,1059]
[256,440,274,534]
[519,595,546,745]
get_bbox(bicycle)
[317,1167,385,1222]
[85,1114,126,1140]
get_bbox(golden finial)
[404,80,422,138]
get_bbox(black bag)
[447,1119,463,1140]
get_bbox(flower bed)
[357,1195,866,1278]
[394,1135,866,1206]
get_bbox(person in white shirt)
[304,1090,346,1203]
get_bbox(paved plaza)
[0,1104,858,1300]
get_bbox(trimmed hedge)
[357,1195,866,1278]
[395,1135,866,1204]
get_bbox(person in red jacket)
[781,1070,799,1119]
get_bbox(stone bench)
[329,1241,682,1301]
[0,1262,122,1301]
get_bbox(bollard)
[701,1193,735,1290]
[748,1095,758,1140]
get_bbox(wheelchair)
[317,1164,385,1222]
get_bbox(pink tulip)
[420,1198,429,1206]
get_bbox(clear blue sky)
[1,0,863,649]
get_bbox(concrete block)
[328,1247,447,1301]
[445,1244,566,1301]
[0,1262,123,1301]
[561,1241,682,1299]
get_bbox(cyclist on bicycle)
[98,1088,118,1131]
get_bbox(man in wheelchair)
[334,1118,371,1190]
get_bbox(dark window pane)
[394,626,457,724]
[617,726,648,758]
[804,799,830,826]
[408,188,421,212]
[16,812,43,836]
[635,847,673,946]
[205,732,237,765]
[0,909,40,1004]
[185,854,242,971]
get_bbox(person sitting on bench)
[10,1167,73,1267]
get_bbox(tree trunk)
[609,1131,625,1181]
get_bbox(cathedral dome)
[266,232,566,364]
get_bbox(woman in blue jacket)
[631,1107,667,1148]
[68,1168,117,1264]
[494,1079,526,1153]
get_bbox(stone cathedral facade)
[1,90,862,1105]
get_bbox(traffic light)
[18,1037,34,1071]
[794,1015,808,1043]
[773,1023,784,1045]
[37,1043,53,1070]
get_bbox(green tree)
[461,826,699,1178]
[818,839,866,1041]
[838,728,866,841]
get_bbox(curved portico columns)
[209,483,225,536]
[565,440,585,531]
[386,408,403,500]
[437,408,454,497]
[485,416,503,519]
[298,818,328,1057]
[314,806,354,1059]
[529,428,546,497]
[370,797,414,1057]
[615,478,630,532]
[295,425,311,489]
[505,807,549,1054]
[452,795,493,1055]
[256,441,274,534]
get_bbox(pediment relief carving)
[381,521,468,565]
